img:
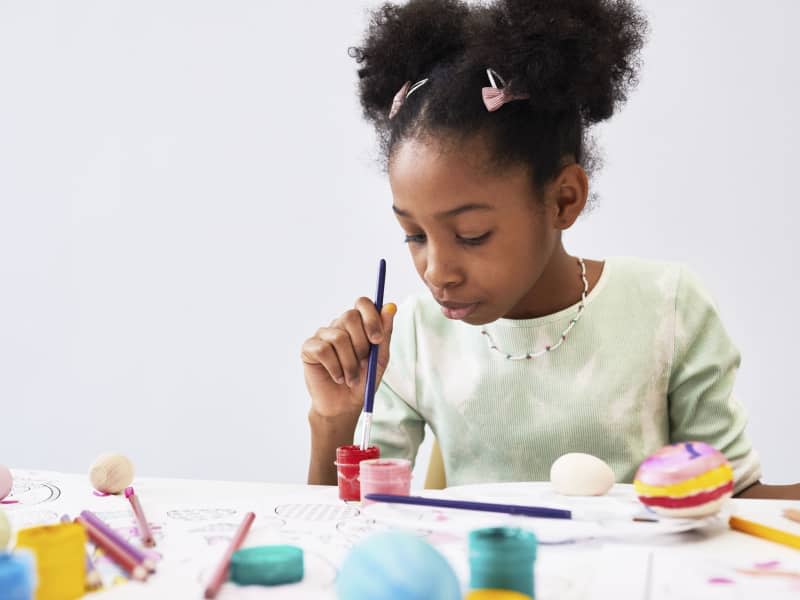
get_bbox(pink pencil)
[125,487,155,547]
[203,511,256,599]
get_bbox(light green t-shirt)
[360,257,761,494]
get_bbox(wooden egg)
[634,442,733,518]
[550,453,615,496]
[89,453,134,494]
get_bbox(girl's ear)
[549,163,589,229]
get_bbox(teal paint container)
[229,545,304,586]
[469,527,537,598]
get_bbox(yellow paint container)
[16,522,86,600]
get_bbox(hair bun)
[471,0,647,123]
[350,0,471,124]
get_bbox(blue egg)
[336,532,461,600]
[0,551,36,600]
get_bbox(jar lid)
[335,445,380,465]
[230,545,304,586]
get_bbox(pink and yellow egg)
[634,442,733,518]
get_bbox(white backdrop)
[1,1,797,485]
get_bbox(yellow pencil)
[729,515,800,550]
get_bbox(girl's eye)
[457,232,492,246]
[404,232,492,246]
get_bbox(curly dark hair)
[350,0,648,195]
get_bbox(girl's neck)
[504,245,603,320]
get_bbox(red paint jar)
[335,445,380,501]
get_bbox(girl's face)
[389,134,574,325]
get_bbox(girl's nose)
[423,244,463,291]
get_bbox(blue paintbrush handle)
[364,493,572,520]
[362,258,386,415]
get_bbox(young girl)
[302,0,799,499]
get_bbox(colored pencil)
[364,493,572,520]
[61,514,102,589]
[80,510,156,572]
[203,511,256,599]
[783,508,800,525]
[125,486,155,547]
[359,258,386,451]
[729,515,800,550]
[76,516,148,581]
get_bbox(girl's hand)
[301,299,397,419]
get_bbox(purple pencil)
[364,493,572,519]
[80,510,157,572]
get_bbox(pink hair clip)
[482,68,530,112]
[388,78,429,119]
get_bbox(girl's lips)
[439,302,479,320]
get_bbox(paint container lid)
[0,551,36,599]
[465,590,533,600]
[229,545,303,586]
[335,445,380,466]
[359,459,412,481]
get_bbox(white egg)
[89,453,135,494]
[550,452,615,496]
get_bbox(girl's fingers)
[337,308,372,360]
[314,326,361,386]
[354,297,385,344]
[300,337,346,384]
[302,300,397,389]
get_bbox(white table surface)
[2,469,800,599]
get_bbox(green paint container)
[229,545,304,586]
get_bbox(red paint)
[639,480,733,509]
[335,445,380,501]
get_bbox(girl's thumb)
[377,303,397,369]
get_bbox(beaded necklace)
[481,258,588,360]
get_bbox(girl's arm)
[307,409,361,485]
[667,267,763,495]
[300,299,397,485]
[735,481,800,500]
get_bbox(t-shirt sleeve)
[668,266,762,494]
[354,297,426,466]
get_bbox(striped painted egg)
[634,442,733,518]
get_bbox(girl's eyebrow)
[392,203,494,219]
